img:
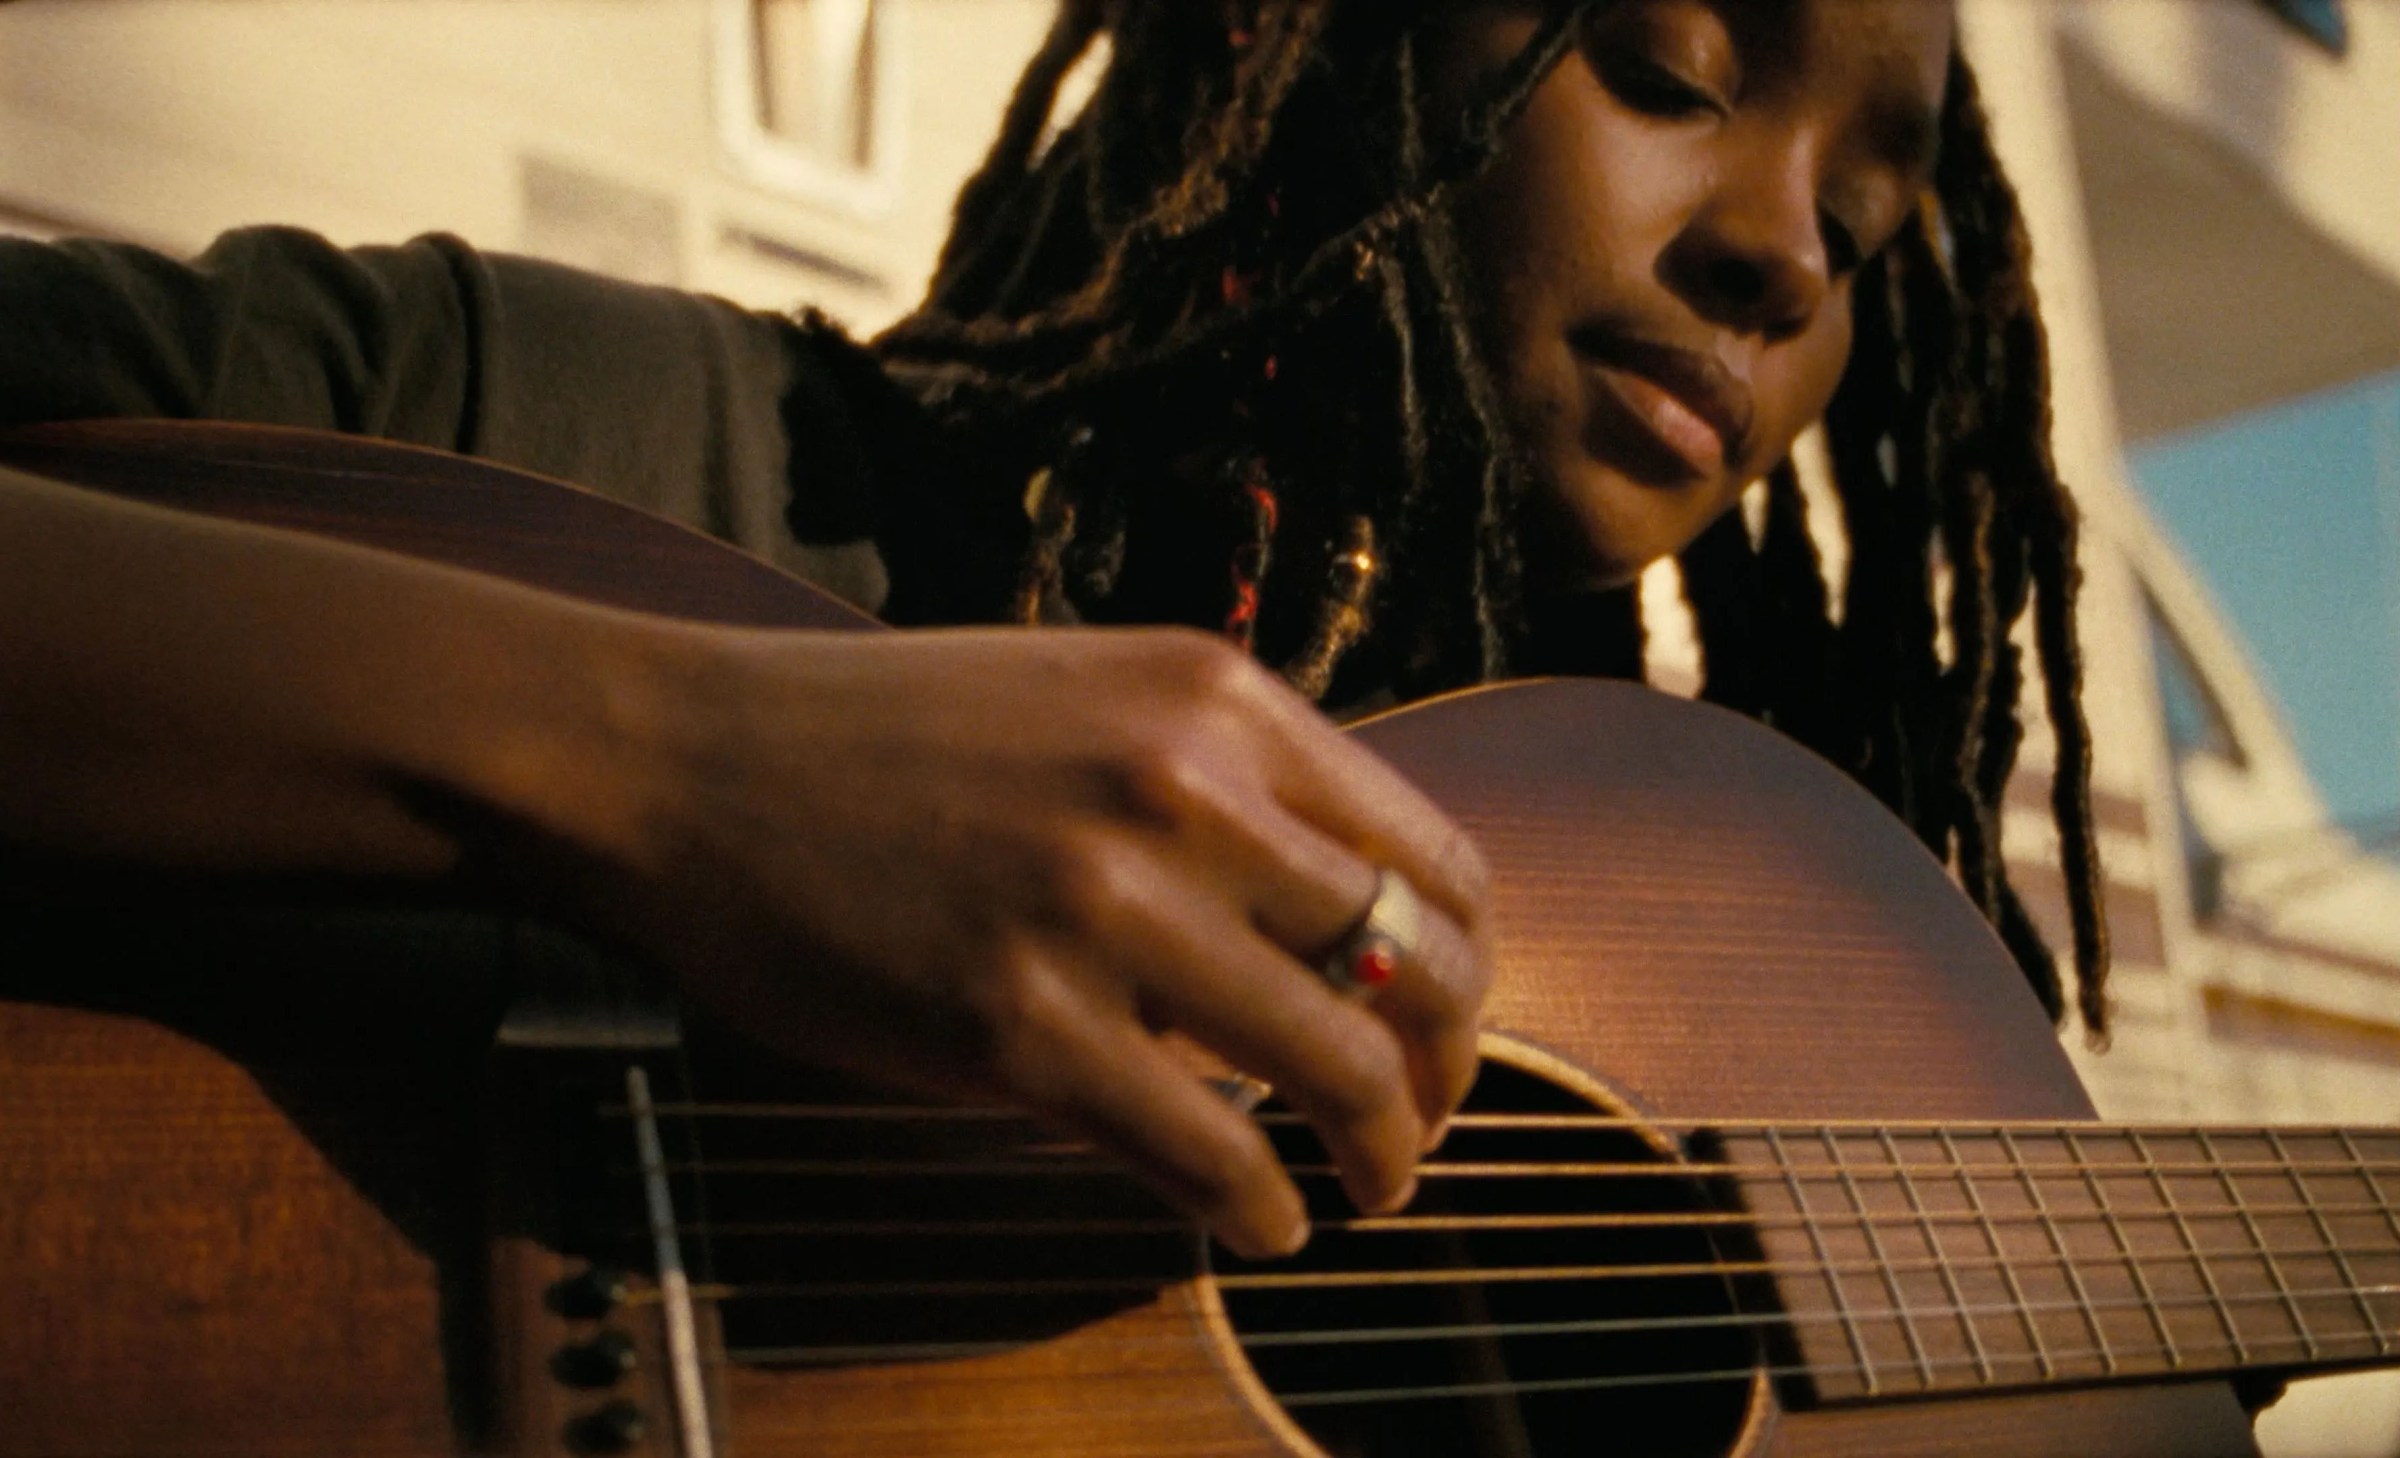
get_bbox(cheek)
[1448,66,1687,354]
[1449,135,1586,359]
[1752,305,1856,470]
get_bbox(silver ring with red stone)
[1320,868,1425,997]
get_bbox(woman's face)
[1436,0,1955,591]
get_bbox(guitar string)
[632,1150,2399,1303]
[629,1153,2400,1185]
[2001,1124,2116,1375]
[615,1101,2400,1144]
[1882,1125,1996,1384]
[2346,1128,2400,1356]
[2201,1127,2316,1362]
[1940,1123,2053,1379]
[613,1101,2400,1196]
[641,1195,2400,1238]
[2065,1127,2180,1368]
[2270,1128,2392,1356]
[630,1103,2395,1418]
[686,1324,2400,1441]
[691,1280,2398,1372]
[671,1237,2400,1301]
[659,1203,2400,1389]
[612,1120,2395,1436]
[2136,1126,2249,1363]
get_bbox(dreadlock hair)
[855,1,2112,1037]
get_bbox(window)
[714,0,903,215]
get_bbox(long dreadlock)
[845,0,2111,1035]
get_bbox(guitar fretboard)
[1719,1124,2400,1403]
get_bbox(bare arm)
[0,465,1492,1258]
[0,462,635,877]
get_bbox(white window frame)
[712,0,907,217]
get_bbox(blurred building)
[2,0,2395,1451]
[1943,4,2400,1451]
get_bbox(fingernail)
[1421,1117,1451,1154]
[1271,1214,1311,1257]
[1374,1172,1419,1215]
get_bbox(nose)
[1664,142,1832,342]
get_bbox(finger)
[994,973,1311,1260]
[1235,678,1493,935]
[1106,741,1382,956]
[1143,783,1487,1140]
[1125,902,1426,1217]
[1334,878,1488,1134]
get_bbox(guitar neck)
[1714,1121,2400,1404]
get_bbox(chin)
[1503,385,1704,595]
[1524,459,1681,595]
[1519,504,1649,597]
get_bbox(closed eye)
[1596,53,1729,121]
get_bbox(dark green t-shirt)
[0,225,893,610]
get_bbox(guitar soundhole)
[1214,1060,1755,1458]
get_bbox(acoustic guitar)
[1,422,2393,1458]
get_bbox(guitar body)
[0,424,2263,1456]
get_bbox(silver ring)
[1320,867,1424,996]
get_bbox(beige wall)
[0,0,1052,330]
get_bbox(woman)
[0,0,2101,1262]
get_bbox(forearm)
[0,463,1500,1255]
[0,464,678,887]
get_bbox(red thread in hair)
[1229,25,1254,50]
[1228,580,1261,626]
[1225,467,1279,645]
[1243,476,1279,534]
[1220,265,1255,309]
[1262,353,1279,382]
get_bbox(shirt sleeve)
[0,226,889,611]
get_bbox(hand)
[590,625,1492,1258]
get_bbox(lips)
[1569,329,1756,481]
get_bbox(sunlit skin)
[1439,0,1955,591]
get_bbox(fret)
[2064,1130,2181,1371]
[2199,1129,2317,1362]
[2266,1130,2388,1358]
[1999,1127,2117,1377]
[2336,1129,2400,1345]
[1880,1128,1994,1386]
[1938,1127,2053,1380]
[1766,1126,1881,1396]
[1725,1122,2400,1405]
[1824,1130,1937,1391]
[2337,1128,2400,1247]
[2132,1128,2249,1365]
